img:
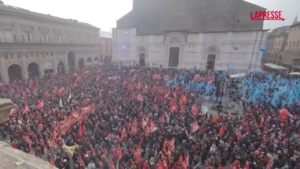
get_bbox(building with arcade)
[112,0,268,70]
[0,1,101,82]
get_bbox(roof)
[0,2,99,30]
[117,0,265,35]
[264,63,287,70]
[291,21,300,27]
[99,31,112,38]
[267,26,290,38]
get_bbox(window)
[32,35,35,43]
[294,41,296,47]
[39,36,42,43]
[44,35,46,43]
[27,34,30,43]
[48,37,51,43]
[22,35,25,42]
[13,34,17,42]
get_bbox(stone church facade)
[0,2,101,82]
[112,0,268,70]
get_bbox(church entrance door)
[206,54,216,70]
[168,47,179,67]
[139,53,145,66]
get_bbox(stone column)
[21,53,29,79]
[37,52,45,77]
[64,53,69,73]
[0,56,9,82]
[54,57,58,73]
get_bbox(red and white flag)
[169,137,175,152]
[150,120,158,133]
[137,94,143,102]
[37,99,45,109]
[169,98,177,113]
[191,104,199,116]
[190,119,199,134]
[9,106,19,116]
[22,104,29,114]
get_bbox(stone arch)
[207,46,219,53]
[206,46,219,70]
[138,46,146,66]
[165,32,185,44]
[27,62,39,78]
[94,57,99,64]
[170,37,180,44]
[44,61,54,74]
[100,56,103,63]
[57,61,65,73]
[104,56,109,64]
[7,64,22,81]
[78,58,84,70]
[67,51,76,71]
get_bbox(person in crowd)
[1,65,300,169]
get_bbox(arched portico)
[27,62,39,78]
[8,64,22,81]
[67,51,75,71]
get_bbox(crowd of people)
[1,65,300,169]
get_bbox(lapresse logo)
[250,11,284,21]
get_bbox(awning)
[229,73,246,78]
[264,63,287,70]
[289,72,300,75]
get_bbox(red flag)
[143,85,148,93]
[137,94,143,102]
[169,98,177,113]
[145,125,150,137]
[219,124,225,137]
[138,82,143,90]
[110,159,116,169]
[120,127,126,140]
[184,153,189,169]
[164,90,170,100]
[49,157,55,166]
[191,104,199,116]
[134,145,141,164]
[237,128,242,140]
[53,86,58,94]
[9,106,18,116]
[44,90,49,96]
[59,87,65,93]
[259,116,264,127]
[131,74,137,82]
[81,103,95,115]
[22,105,29,115]
[82,66,86,72]
[244,162,250,169]
[37,99,45,109]
[152,74,161,80]
[160,114,166,124]
[131,118,138,134]
[117,144,122,160]
[190,119,199,134]
[150,120,158,133]
[162,138,169,151]
[169,137,175,152]
[142,114,149,128]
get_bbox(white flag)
[67,92,72,103]
[59,97,63,107]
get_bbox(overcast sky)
[5,0,300,32]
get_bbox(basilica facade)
[0,2,101,82]
[112,0,268,70]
